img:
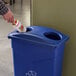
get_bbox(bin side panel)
[53,44,65,76]
[11,38,55,76]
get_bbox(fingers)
[8,16,14,23]
[3,15,14,23]
[11,16,14,23]
[3,16,9,22]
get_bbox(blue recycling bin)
[8,26,69,76]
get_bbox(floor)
[0,0,30,76]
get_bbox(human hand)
[2,9,14,23]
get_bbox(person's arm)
[0,0,8,15]
[0,0,14,23]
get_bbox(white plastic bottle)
[12,19,26,32]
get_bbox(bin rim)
[8,26,69,47]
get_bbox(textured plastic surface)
[8,26,69,76]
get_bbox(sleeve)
[0,0,9,15]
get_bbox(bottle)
[12,19,26,32]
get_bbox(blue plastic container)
[8,26,69,76]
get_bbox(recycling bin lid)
[8,26,69,46]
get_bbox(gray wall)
[31,0,76,76]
